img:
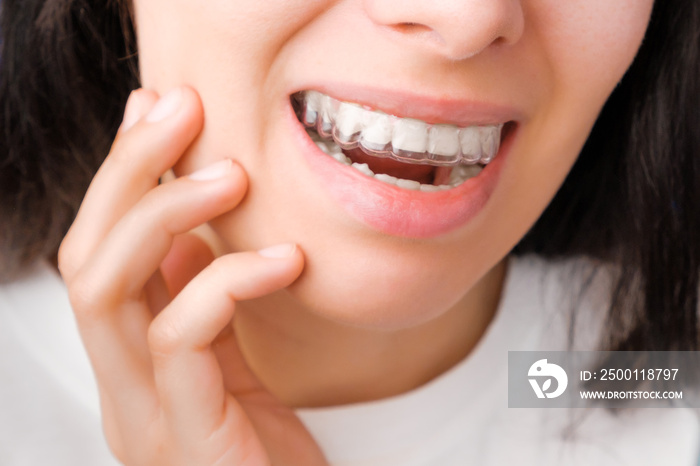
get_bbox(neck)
[233,260,507,408]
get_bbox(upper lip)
[289,83,523,127]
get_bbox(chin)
[284,245,482,331]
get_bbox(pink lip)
[287,89,517,238]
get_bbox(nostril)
[389,22,445,52]
[392,22,433,35]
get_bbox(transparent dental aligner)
[296,91,503,167]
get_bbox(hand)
[58,87,327,466]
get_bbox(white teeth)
[318,94,337,138]
[296,90,507,168]
[331,152,351,164]
[374,173,399,185]
[396,179,422,190]
[479,125,502,164]
[352,162,374,177]
[359,113,393,153]
[392,118,428,154]
[428,125,460,157]
[314,141,330,153]
[419,184,442,192]
[297,90,508,191]
[333,102,365,146]
[449,164,482,185]
[427,125,461,166]
[302,90,322,126]
[459,126,483,163]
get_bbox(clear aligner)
[295,91,503,167]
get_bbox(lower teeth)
[308,128,483,191]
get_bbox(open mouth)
[292,90,514,192]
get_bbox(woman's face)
[132,0,653,329]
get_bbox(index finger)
[60,86,204,282]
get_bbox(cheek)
[522,0,654,180]
[133,0,332,88]
[532,0,654,94]
[133,0,336,176]
[479,2,653,265]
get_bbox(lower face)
[133,0,654,330]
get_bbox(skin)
[58,0,654,464]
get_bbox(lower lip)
[288,105,514,238]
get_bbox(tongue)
[343,148,437,185]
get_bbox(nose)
[363,0,525,60]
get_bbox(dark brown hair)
[0,0,137,275]
[515,0,700,352]
[1,1,699,352]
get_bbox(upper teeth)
[296,90,504,167]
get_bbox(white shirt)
[1,256,698,465]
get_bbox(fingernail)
[188,159,233,181]
[121,91,142,132]
[258,243,296,259]
[146,87,183,123]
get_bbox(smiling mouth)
[292,90,514,191]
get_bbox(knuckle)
[147,318,183,357]
[66,273,108,321]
